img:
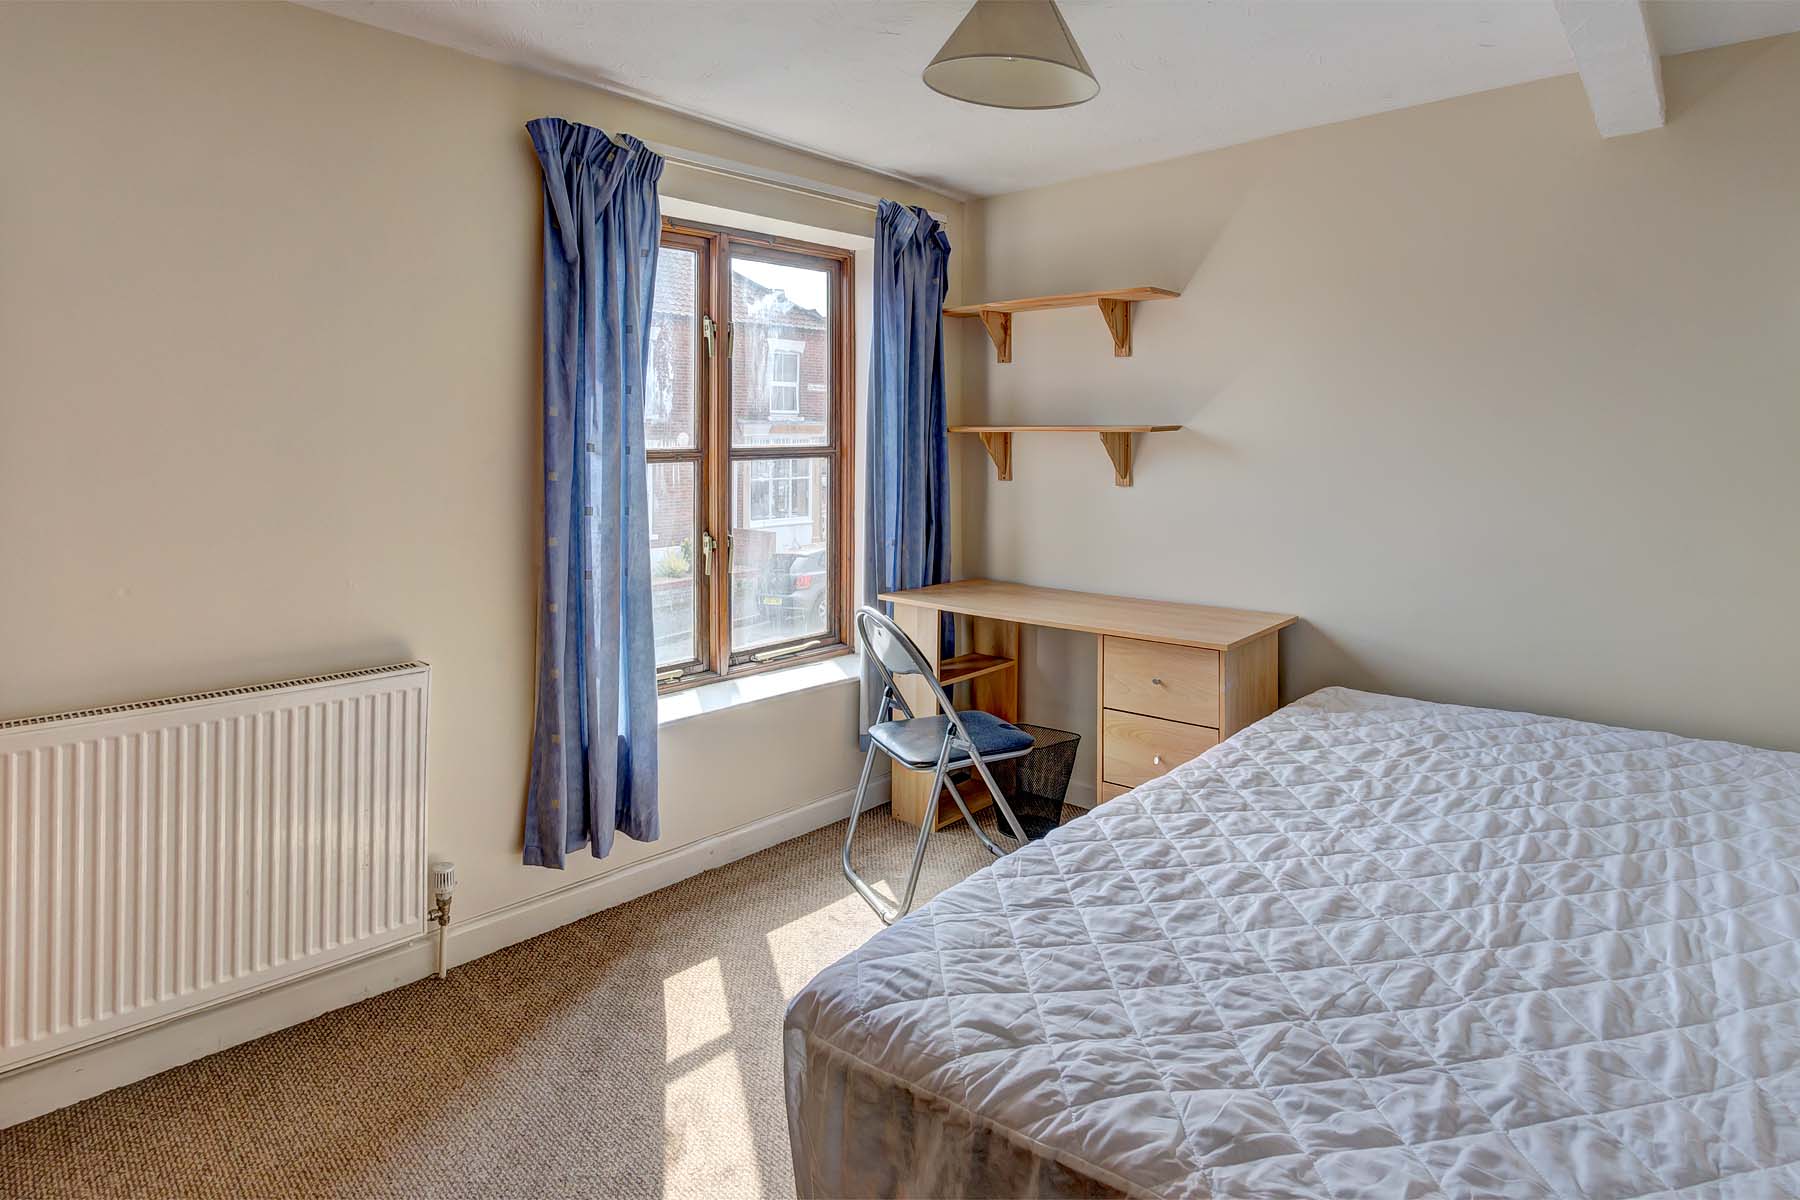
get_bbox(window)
[747,458,812,525]
[646,219,852,688]
[766,342,803,417]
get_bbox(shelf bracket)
[1096,298,1132,357]
[975,431,1013,481]
[1097,432,1135,487]
[976,310,1012,364]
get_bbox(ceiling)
[309,1,1800,198]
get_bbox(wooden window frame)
[653,218,855,693]
[646,228,713,683]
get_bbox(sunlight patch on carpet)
[663,957,733,1063]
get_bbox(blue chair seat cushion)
[869,710,1035,769]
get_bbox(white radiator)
[0,663,430,1071]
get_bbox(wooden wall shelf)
[945,287,1179,362]
[950,424,1180,488]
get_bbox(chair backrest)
[855,606,959,725]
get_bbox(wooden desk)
[879,580,1297,829]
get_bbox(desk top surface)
[879,579,1296,651]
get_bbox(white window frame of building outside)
[765,337,804,419]
[747,457,812,529]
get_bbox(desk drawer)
[1102,709,1218,788]
[1103,637,1219,728]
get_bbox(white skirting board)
[0,773,889,1129]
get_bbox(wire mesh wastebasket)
[992,724,1081,840]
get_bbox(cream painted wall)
[0,1,965,929]
[958,35,1800,784]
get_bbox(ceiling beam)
[1553,1,1665,137]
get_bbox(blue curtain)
[522,118,663,868]
[862,201,953,738]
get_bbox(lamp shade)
[923,0,1099,110]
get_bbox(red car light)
[793,573,814,589]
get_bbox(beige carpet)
[0,804,1009,1199]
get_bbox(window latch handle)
[701,530,717,578]
[702,314,716,359]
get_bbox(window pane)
[647,460,699,667]
[730,457,831,653]
[731,255,830,448]
[646,246,700,451]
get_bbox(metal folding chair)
[843,606,1033,924]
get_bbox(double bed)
[784,688,1800,1198]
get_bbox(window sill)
[656,652,860,727]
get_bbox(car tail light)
[793,573,814,589]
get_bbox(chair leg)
[886,765,942,922]
[840,743,878,869]
[942,759,1009,859]
[967,749,1031,845]
[841,743,893,921]
[843,740,949,926]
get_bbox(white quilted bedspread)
[784,688,1800,1199]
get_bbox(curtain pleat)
[861,201,953,741]
[523,117,663,867]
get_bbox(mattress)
[784,688,1800,1199]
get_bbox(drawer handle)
[1150,676,1164,687]
[1152,755,1164,766]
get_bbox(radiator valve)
[429,860,456,979]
